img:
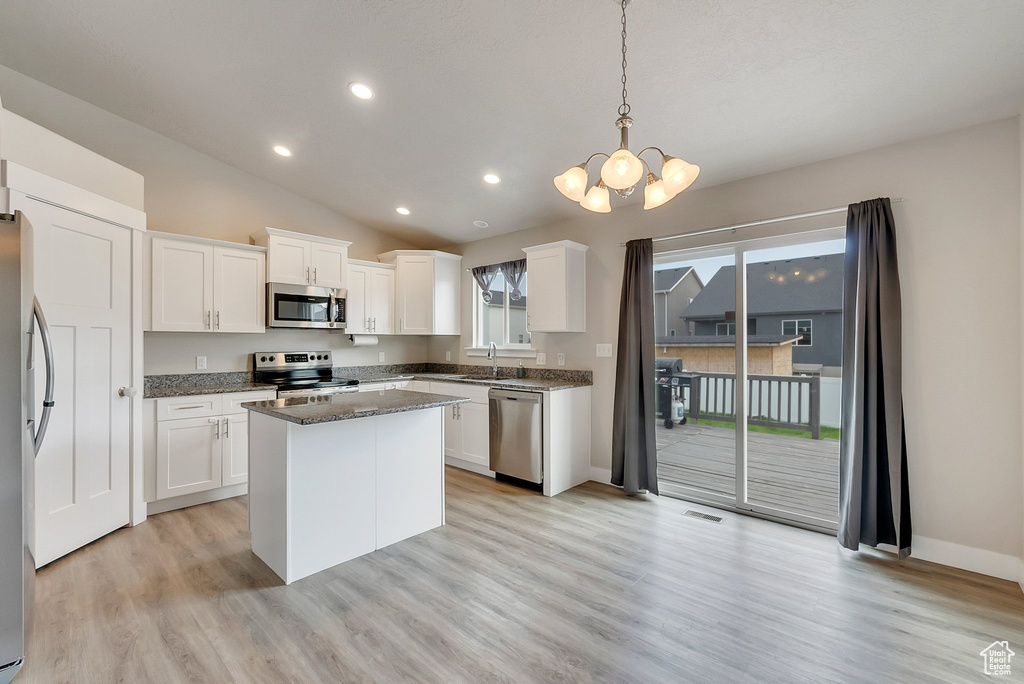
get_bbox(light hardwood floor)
[20,467,1024,683]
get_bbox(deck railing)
[687,372,821,439]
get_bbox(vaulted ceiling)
[0,0,1022,246]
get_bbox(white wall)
[438,117,1023,565]
[0,65,429,375]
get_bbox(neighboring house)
[654,265,703,337]
[682,255,843,374]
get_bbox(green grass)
[691,417,841,441]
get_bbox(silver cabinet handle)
[216,310,221,330]
[313,267,317,284]
[210,417,220,439]
[31,296,55,455]
[118,387,137,398]
[224,417,230,438]
[206,310,212,330]
[306,266,311,283]
[372,317,376,332]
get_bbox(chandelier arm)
[584,152,611,167]
[638,146,666,160]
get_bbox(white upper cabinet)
[346,260,395,334]
[378,250,461,335]
[253,227,351,288]
[523,240,588,333]
[150,233,266,333]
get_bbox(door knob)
[118,387,137,398]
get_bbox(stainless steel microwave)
[267,283,347,329]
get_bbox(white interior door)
[32,201,132,567]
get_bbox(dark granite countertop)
[243,390,469,425]
[145,382,278,399]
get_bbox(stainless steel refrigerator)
[0,212,54,683]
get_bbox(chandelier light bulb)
[643,173,671,211]
[553,164,588,202]
[661,156,700,196]
[580,180,611,213]
[600,148,644,190]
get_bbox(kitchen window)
[782,319,812,346]
[470,266,534,355]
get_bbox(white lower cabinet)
[145,390,276,510]
[357,380,409,392]
[430,382,490,469]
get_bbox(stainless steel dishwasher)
[488,388,543,486]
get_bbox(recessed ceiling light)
[473,220,489,228]
[273,145,292,157]
[396,207,410,215]
[349,82,375,100]
[483,173,501,185]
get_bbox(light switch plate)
[596,344,613,357]
[536,352,547,365]
[557,353,565,366]
[195,356,207,370]
[378,351,386,363]
[446,351,451,361]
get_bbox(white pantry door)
[32,200,132,567]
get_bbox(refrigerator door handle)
[32,296,55,455]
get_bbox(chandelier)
[553,0,699,213]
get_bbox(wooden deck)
[657,422,839,524]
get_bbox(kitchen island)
[243,390,469,584]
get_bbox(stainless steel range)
[253,351,359,398]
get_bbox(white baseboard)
[908,536,1021,584]
[589,467,612,484]
[147,484,248,516]
[445,456,494,478]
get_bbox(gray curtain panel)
[838,197,912,558]
[611,239,658,495]
[471,264,499,303]
[499,259,527,300]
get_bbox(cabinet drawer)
[429,382,491,403]
[156,395,223,421]
[406,380,431,393]
[223,390,277,414]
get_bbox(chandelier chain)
[618,0,630,117]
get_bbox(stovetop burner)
[253,351,359,394]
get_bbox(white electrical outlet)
[536,352,547,365]
[596,344,613,358]
[446,351,451,361]
[378,351,386,363]
[196,356,207,370]
[557,353,565,366]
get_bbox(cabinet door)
[156,417,222,499]
[222,414,249,487]
[443,403,462,461]
[525,248,566,332]
[311,242,347,289]
[459,400,490,467]
[369,267,395,334]
[213,247,266,333]
[267,235,311,285]
[151,237,214,332]
[346,264,370,334]
[396,255,434,334]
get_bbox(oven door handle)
[328,291,336,328]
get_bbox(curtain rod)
[620,198,906,247]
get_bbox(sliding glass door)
[654,231,844,531]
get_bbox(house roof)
[656,334,803,347]
[654,266,696,293]
[683,255,844,319]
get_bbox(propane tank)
[672,398,685,422]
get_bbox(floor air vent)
[684,510,723,523]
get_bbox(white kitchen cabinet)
[145,390,276,510]
[430,382,489,469]
[358,380,409,392]
[522,240,588,333]
[378,250,461,335]
[347,259,395,334]
[156,416,222,499]
[150,233,266,333]
[253,227,351,288]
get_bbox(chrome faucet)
[488,342,498,378]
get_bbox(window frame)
[467,273,536,357]
[782,318,813,346]
[716,322,736,336]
